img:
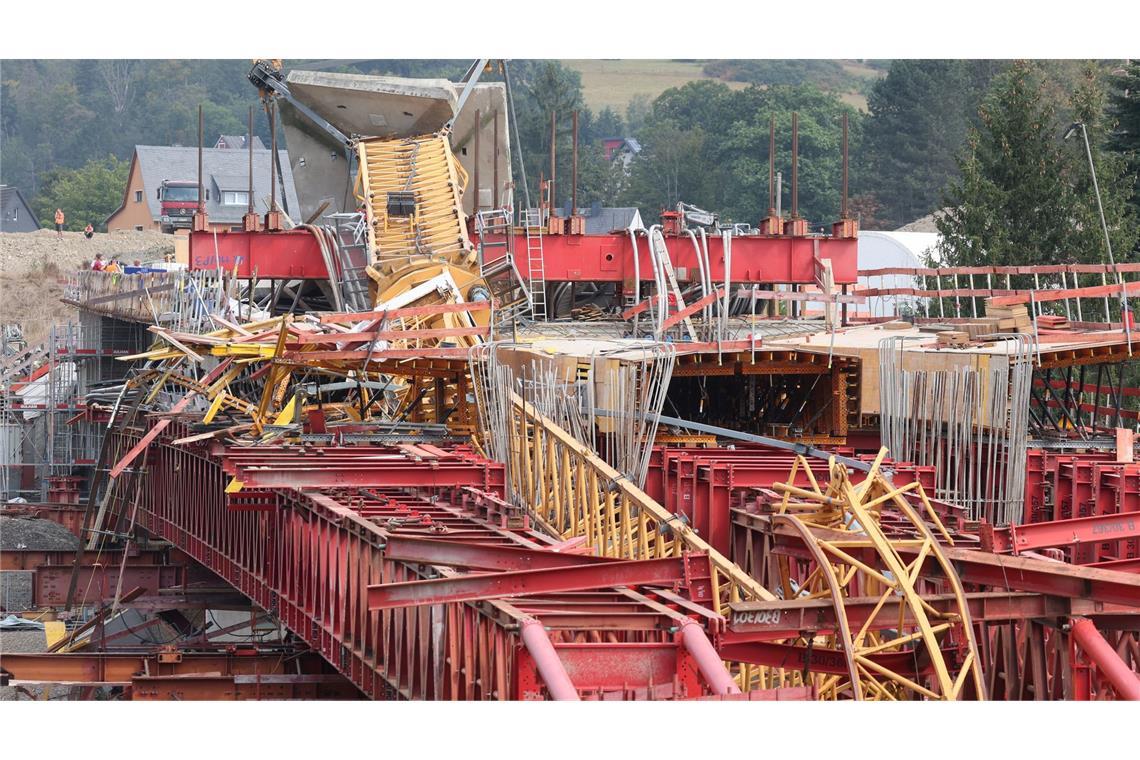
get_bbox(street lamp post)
[1065,121,1131,354]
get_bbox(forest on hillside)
[2,59,1137,265]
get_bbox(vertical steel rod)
[571,110,579,217]
[549,110,557,216]
[791,112,799,219]
[493,109,500,209]
[768,116,776,216]
[841,112,849,219]
[473,108,481,214]
[247,106,254,215]
[269,102,278,212]
[197,105,204,215]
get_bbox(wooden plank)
[988,279,1140,307]
[283,325,490,347]
[659,289,723,332]
[147,327,203,362]
[318,300,491,324]
[738,288,866,304]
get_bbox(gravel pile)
[0,516,81,551]
[0,229,176,346]
[0,628,75,701]
[0,229,174,272]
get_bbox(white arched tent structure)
[856,231,940,318]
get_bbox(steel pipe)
[1071,617,1140,700]
[520,620,580,701]
[679,620,741,695]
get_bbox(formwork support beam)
[367,553,711,610]
[981,512,1140,555]
[381,535,617,571]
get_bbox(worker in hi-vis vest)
[54,208,65,238]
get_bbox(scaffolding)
[1,317,146,502]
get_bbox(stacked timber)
[1036,314,1071,330]
[955,319,1003,339]
[571,303,609,322]
[936,330,971,347]
[983,299,1033,333]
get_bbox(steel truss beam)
[367,554,712,610]
[79,420,731,700]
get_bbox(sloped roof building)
[106,145,300,233]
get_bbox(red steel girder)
[0,650,332,686]
[220,445,503,492]
[228,462,503,490]
[724,592,1140,641]
[130,673,361,700]
[502,232,858,285]
[981,512,1140,555]
[368,554,712,610]
[0,548,169,571]
[718,640,954,677]
[381,535,619,571]
[535,643,702,700]
[34,564,183,607]
[189,229,859,285]
[189,229,328,278]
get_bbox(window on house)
[134,225,144,231]
[135,190,143,203]
[221,191,250,206]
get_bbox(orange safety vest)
[55,210,64,224]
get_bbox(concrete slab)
[280,70,511,222]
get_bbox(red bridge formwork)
[89,419,753,701]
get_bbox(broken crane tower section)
[2,60,1139,701]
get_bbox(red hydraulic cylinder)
[1070,617,1140,700]
[519,620,580,701]
[679,620,741,696]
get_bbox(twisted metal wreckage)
[2,61,1140,701]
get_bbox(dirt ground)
[0,229,175,347]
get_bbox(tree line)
[2,58,1136,260]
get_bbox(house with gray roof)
[106,144,300,233]
[1,185,40,232]
[214,134,267,150]
[552,205,644,234]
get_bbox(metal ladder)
[476,209,530,336]
[326,213,373,312]
[520,208,547,321]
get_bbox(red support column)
[1070,617,1140,700]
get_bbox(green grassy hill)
[562,59,885,115]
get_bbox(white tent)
[856,231,939,318]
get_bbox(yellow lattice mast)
[764,452,987,700]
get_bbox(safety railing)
[66,269,248,333]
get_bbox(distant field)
[562,60,747,113]
[563,59,884,115]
